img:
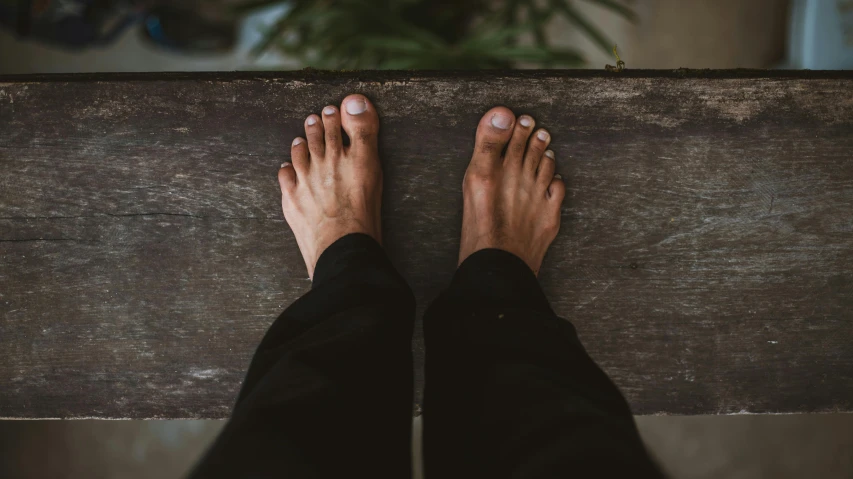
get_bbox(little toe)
[537,150,556,187]
[305,114,325,159]
[278,161,297,192]
[547,174,566,202]
[340,94,379,157]
[504,114,535,169]
[290,136,309,174]
[471,106,515,171]
[524,128,551,174]
[321,105,343,158]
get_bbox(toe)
[305,114,325,159]
[340,94,379,156]
[537,150,556,187]
[547,174,565,201]
[471,106,515,171]
[321,105,343,158]
[278,161,297,192]
[290,136,309,174]
[504,114,535,169]
[545,174,565,238]
[524,128,551,174]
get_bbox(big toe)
[472,106,515,170]
[340,94,379,155]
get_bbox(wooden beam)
[1,71,851,418]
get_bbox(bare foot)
[458,107,565,276]
[277,94,382,280]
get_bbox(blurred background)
[1,0,852,73]
[1,0,852,478]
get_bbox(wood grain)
[1,71,851,418]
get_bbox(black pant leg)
[422,249,664,479]
[188,233,415,479]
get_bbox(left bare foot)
[277,94,383,280]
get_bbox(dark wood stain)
[1,71,851,418]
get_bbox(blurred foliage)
[232,0,636,69]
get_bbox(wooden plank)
[0,71,851,418]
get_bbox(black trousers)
[188,233,664,479]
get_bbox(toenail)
[554,174,562,179]
[345,98,368,115]
[293,138,304,146]
[306,116,317,126]
[537,130,549,141]
[545,150,555,159]
[491,113,512,129]
[281,162,291,168]
[323,106,336,116]
[519,116,532,127]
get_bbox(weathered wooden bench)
[1,71,851,419]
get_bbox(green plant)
[234,0,636,69]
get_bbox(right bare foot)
[458,107,566,276]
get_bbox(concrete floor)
[2,1,851,478]
[1,415,852,479]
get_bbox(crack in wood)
[0,213,283,221]
[0,238,83,242]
